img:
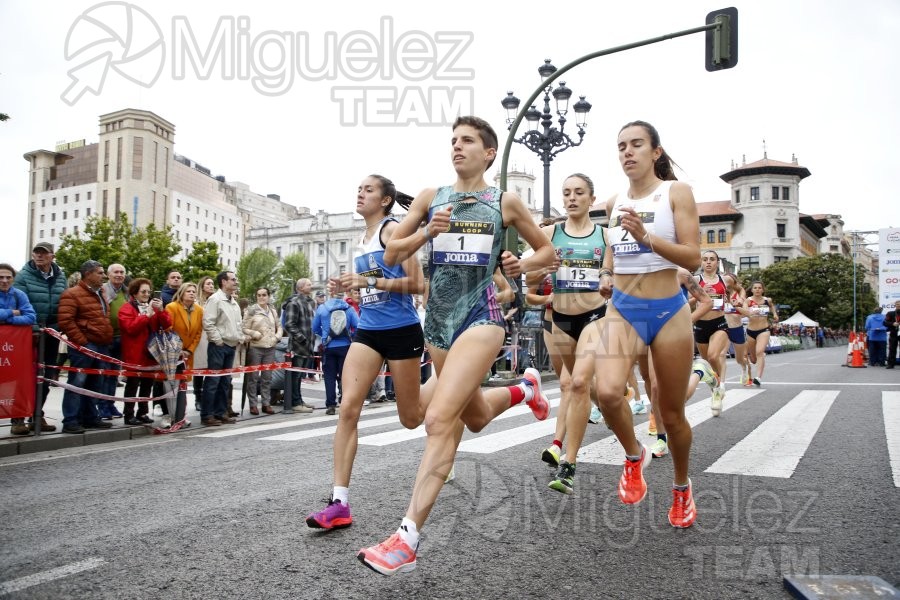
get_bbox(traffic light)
[705,7,739,71]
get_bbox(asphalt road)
[1,345,898,599]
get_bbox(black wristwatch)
[366,276,377,290]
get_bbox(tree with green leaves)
[55,214,132,277]
[236,247,280,302]
[274,252,310,305]
[179,240,222,285]
[56,213,181,287]
[750,253,877,330]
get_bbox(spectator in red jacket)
[118,278,172,425]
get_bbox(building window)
[176,215,180,223]
[317,267,325,281]
[116,137,123,179]
[62,211,67,219]
[777,223,786,238]
[177,198,181,208]
[718,229,727,243]
[50,228,55,237]
[132,137,143,179]
[39,229,44,238]
[772,186,779,200]
[52,197,57,206]
[782,186,790,200]
[739,256,760,271]
[87,191,92,200]
[74,225,79,234]
[204,224,208,232]
[75,193,79,202]
[63,195,68,204]
[86,207,91,216]
[733,190,740,204]
[74,209,79,218]
[115,188,121,220]
[339,265,347,275]
[276,246,282,259]
[339,241,347,255]
[774,256,789,263]
[51,213,56,222]
[707,230,715,244]
[61,227,66,235]
[41,198,45,208]
[318,243,325,256]
[750,186,760,201]
[40,215,45,223]
[830,245,838,252]
[186,218,190,226]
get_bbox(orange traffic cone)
[849,333,867,368]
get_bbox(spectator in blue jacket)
[865,308,888,366]
[312,290,359,415]
[0,263,36,326]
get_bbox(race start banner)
[0,325,35,419]
[879,228,900,310]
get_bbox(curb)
[0,424,153,457]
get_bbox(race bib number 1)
[556,258,600,291]
[432,221,494,266]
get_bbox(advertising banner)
[0,325,35,419]
[879,228,900,310]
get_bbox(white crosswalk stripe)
[883,391,900,488]
[577,388,764,464]
[359,392,562,448]
[191,385,898,486]
[706,390,839,478]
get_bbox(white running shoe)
[692,358,720,390]
[711,384,725,416]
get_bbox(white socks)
[332,486,349,505]
[397,517,419,549]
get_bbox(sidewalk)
[0,374,331,457]
[1,369,559,457]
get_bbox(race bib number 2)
[431,220,494,266]
[609,210,655,257]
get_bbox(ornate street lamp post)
[501,60,592,219]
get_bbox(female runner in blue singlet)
[568,120,701,528]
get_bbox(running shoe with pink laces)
[668,479,697,528]
[522,368,549,421]
[306,499,352,530]
[618,445,652,505]
[357,533,418,575]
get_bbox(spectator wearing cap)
[12,242,67,433]
[56,260,115,433]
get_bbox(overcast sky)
[2,0,898,263]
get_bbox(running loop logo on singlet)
[432,220,494,266]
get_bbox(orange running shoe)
[357,533,417,575]
[522,368,549,421]
[618,445,651,505]
[668,480,697,528]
